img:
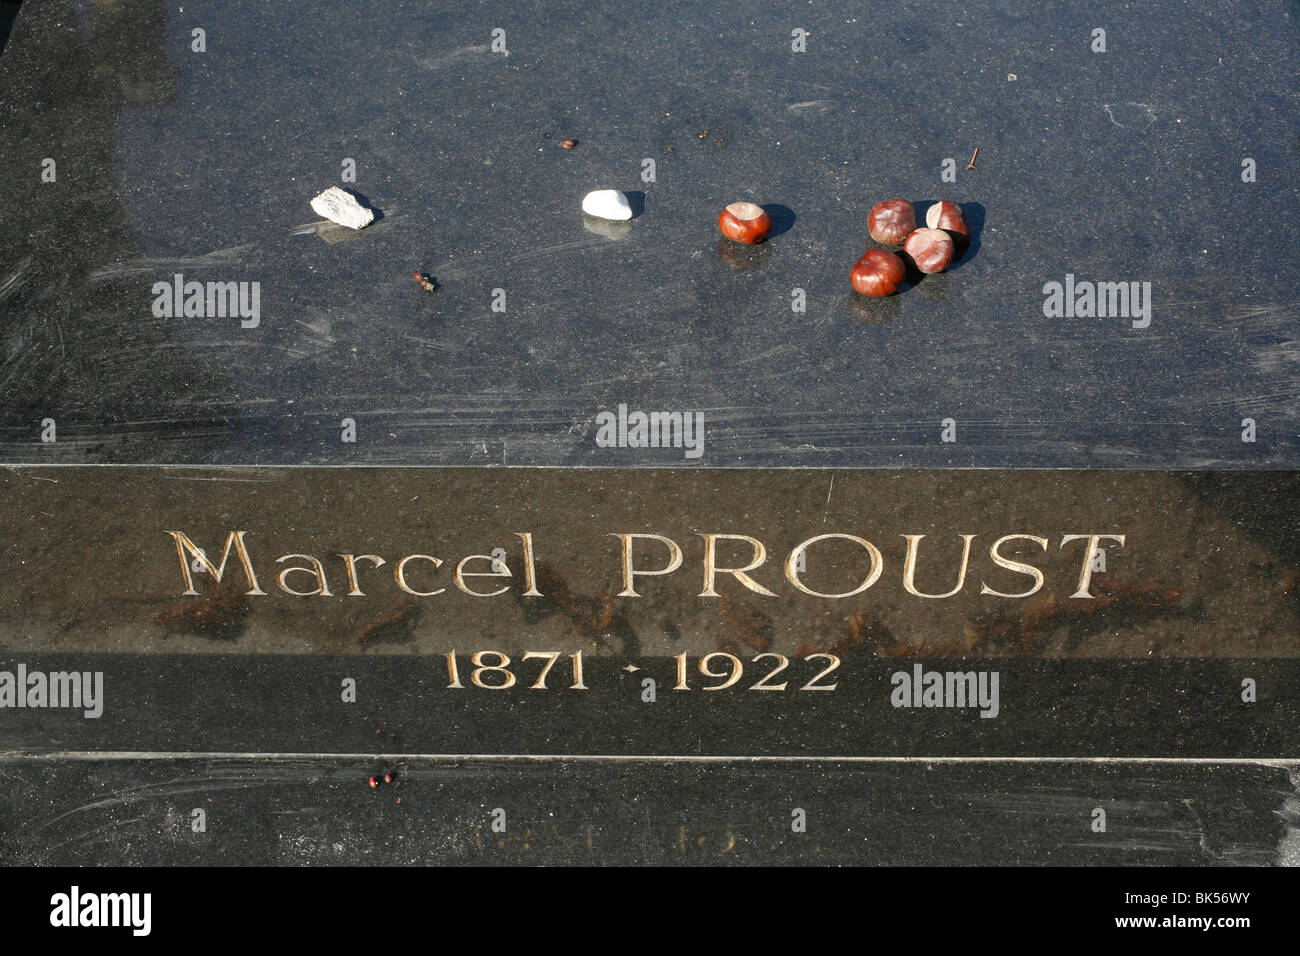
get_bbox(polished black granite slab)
[1,0,1298,466]
[2,654,1296,758]
[4,756,1295,865]
[2,1,1299,869]
[0,468,1295,852]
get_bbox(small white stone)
[581,189,632,221]
[310,187,375,230]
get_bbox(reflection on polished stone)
[716,237,771,271]
[913,270,950,303]
[582,213,632,240]
[315,221,370,244]
[848,290,903,324]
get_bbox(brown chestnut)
[903,227,954,274]
[850,249,906,296]
[925,201,968,238]
[867,198,916,246]
[718,201,772,244]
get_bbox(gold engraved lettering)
[612,533,683,597]
[394,554,446,597]
[979,535,1049,598]
[514,532,543,596]
[1060,534,1127,598]
[275,554,333,597]
[338,554,386,596]
[454,554,512,597]
[785,533,884,598]
[698,533,777,597]
[901,534,976,599]
[165,530,266,596]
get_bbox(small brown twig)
[966,147,979,170]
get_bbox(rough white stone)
[310,187,375,230]
[581,189,633,221]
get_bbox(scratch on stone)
[1102,102,1157,131]
[0,256,34,303]
[159,475,280,483]
[89,245,257,281]
[1180,797,1220,860]
[415,45,490,69]
[787,99,837,115]
[1277,769,1300,866]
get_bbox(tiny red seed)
[383,772,394,784]
[368,776,379,789]
[561,138,576,149]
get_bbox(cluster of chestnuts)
[716,197,969,297]
[851,199,968,296]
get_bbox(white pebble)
[310,187,375,230]
[582,189,633,221]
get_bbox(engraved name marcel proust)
[161,528,1128,714]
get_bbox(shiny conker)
[850,249,906,296]
[718,201,772,244]
[868,198,916,246]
